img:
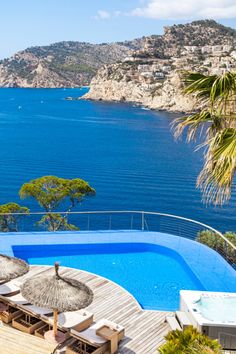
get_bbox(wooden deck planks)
[0,325,55,354]
[0,265,170,354]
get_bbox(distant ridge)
[0,19,235,91]
[0,39,144,88]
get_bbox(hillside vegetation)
[0,39,144,87]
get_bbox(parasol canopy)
[0,254,29,282]
[21,262,93,343]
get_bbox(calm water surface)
[0,88,235,231]
[16,243,203,311]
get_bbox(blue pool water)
[13,242,203,310]
[8,231,236,311]
[0,88,235,231]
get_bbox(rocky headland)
[83,20,236,112]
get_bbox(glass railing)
[0,210,235,268]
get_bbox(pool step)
[166,315,181,331]
[166,311,193,331]
[175,311,192,330]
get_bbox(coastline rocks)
[83,68,196,112]
[83,20,236,112]
[0,62,75,88]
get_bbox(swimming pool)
[12,242,204,310]
[2,230,236,311]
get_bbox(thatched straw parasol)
[21,262,93,343]
[0,254,29,282]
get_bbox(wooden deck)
[0,325,55,354]
[0,265,170,354]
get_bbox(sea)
[0,87,235,232]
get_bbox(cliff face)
[0,40,144,88]
[84,20,236,112]
[83,63,196,112]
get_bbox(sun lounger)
[0,304,22,323]
[43,309,93,332]
[69,319,124,354]
[0,297,52,327]
[71,319,124,344]
[4,293,29,305]
[72,326,106,346]
[22,304,53,316]
[34,322,52,339]
[0,296,51,315]
[12,311,45,334]
[7,302,52,335]
[0,293,30,323]
[0,279,22,296]
[0,292,30,323]
[66,339,107,354]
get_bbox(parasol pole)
[53,309,58,337]
[53,263,60,338]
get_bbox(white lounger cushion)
[4,293,28,305]
[77,327,107,344]
[0,280,22,295]
[23,305,52,316]
[71,319,124,345]
[45,310,93,328]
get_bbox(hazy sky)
[1,0,236,59]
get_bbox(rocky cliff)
[84,20,236,112]
[0,39,144,88]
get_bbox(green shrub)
[197,230,220,249]
[196,230,236,265]
[159,326,221,354]
[224,232,236,246]
[188,342,221,353]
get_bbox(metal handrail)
[0,209,235,251]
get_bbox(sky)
[1,0,236,59]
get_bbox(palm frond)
[211,72,236,104]
[182,72,236,114]
[182,72,218,103]
[197,128,236,205]
[173,71,236,205]
[172,111,212,142]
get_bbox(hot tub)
[180,290,236,349]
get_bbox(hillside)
[0,39,144,88]
[84,20,236,112]
[1,19,236,101]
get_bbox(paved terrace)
[0,265,170,354]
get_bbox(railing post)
[87,214,90,230]
[224,240,228,260]
[109,216,112,230]
[141,212,144,231]
[130,215,133,230]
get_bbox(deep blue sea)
[0,88,235,231]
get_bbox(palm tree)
[172,71,236,205]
